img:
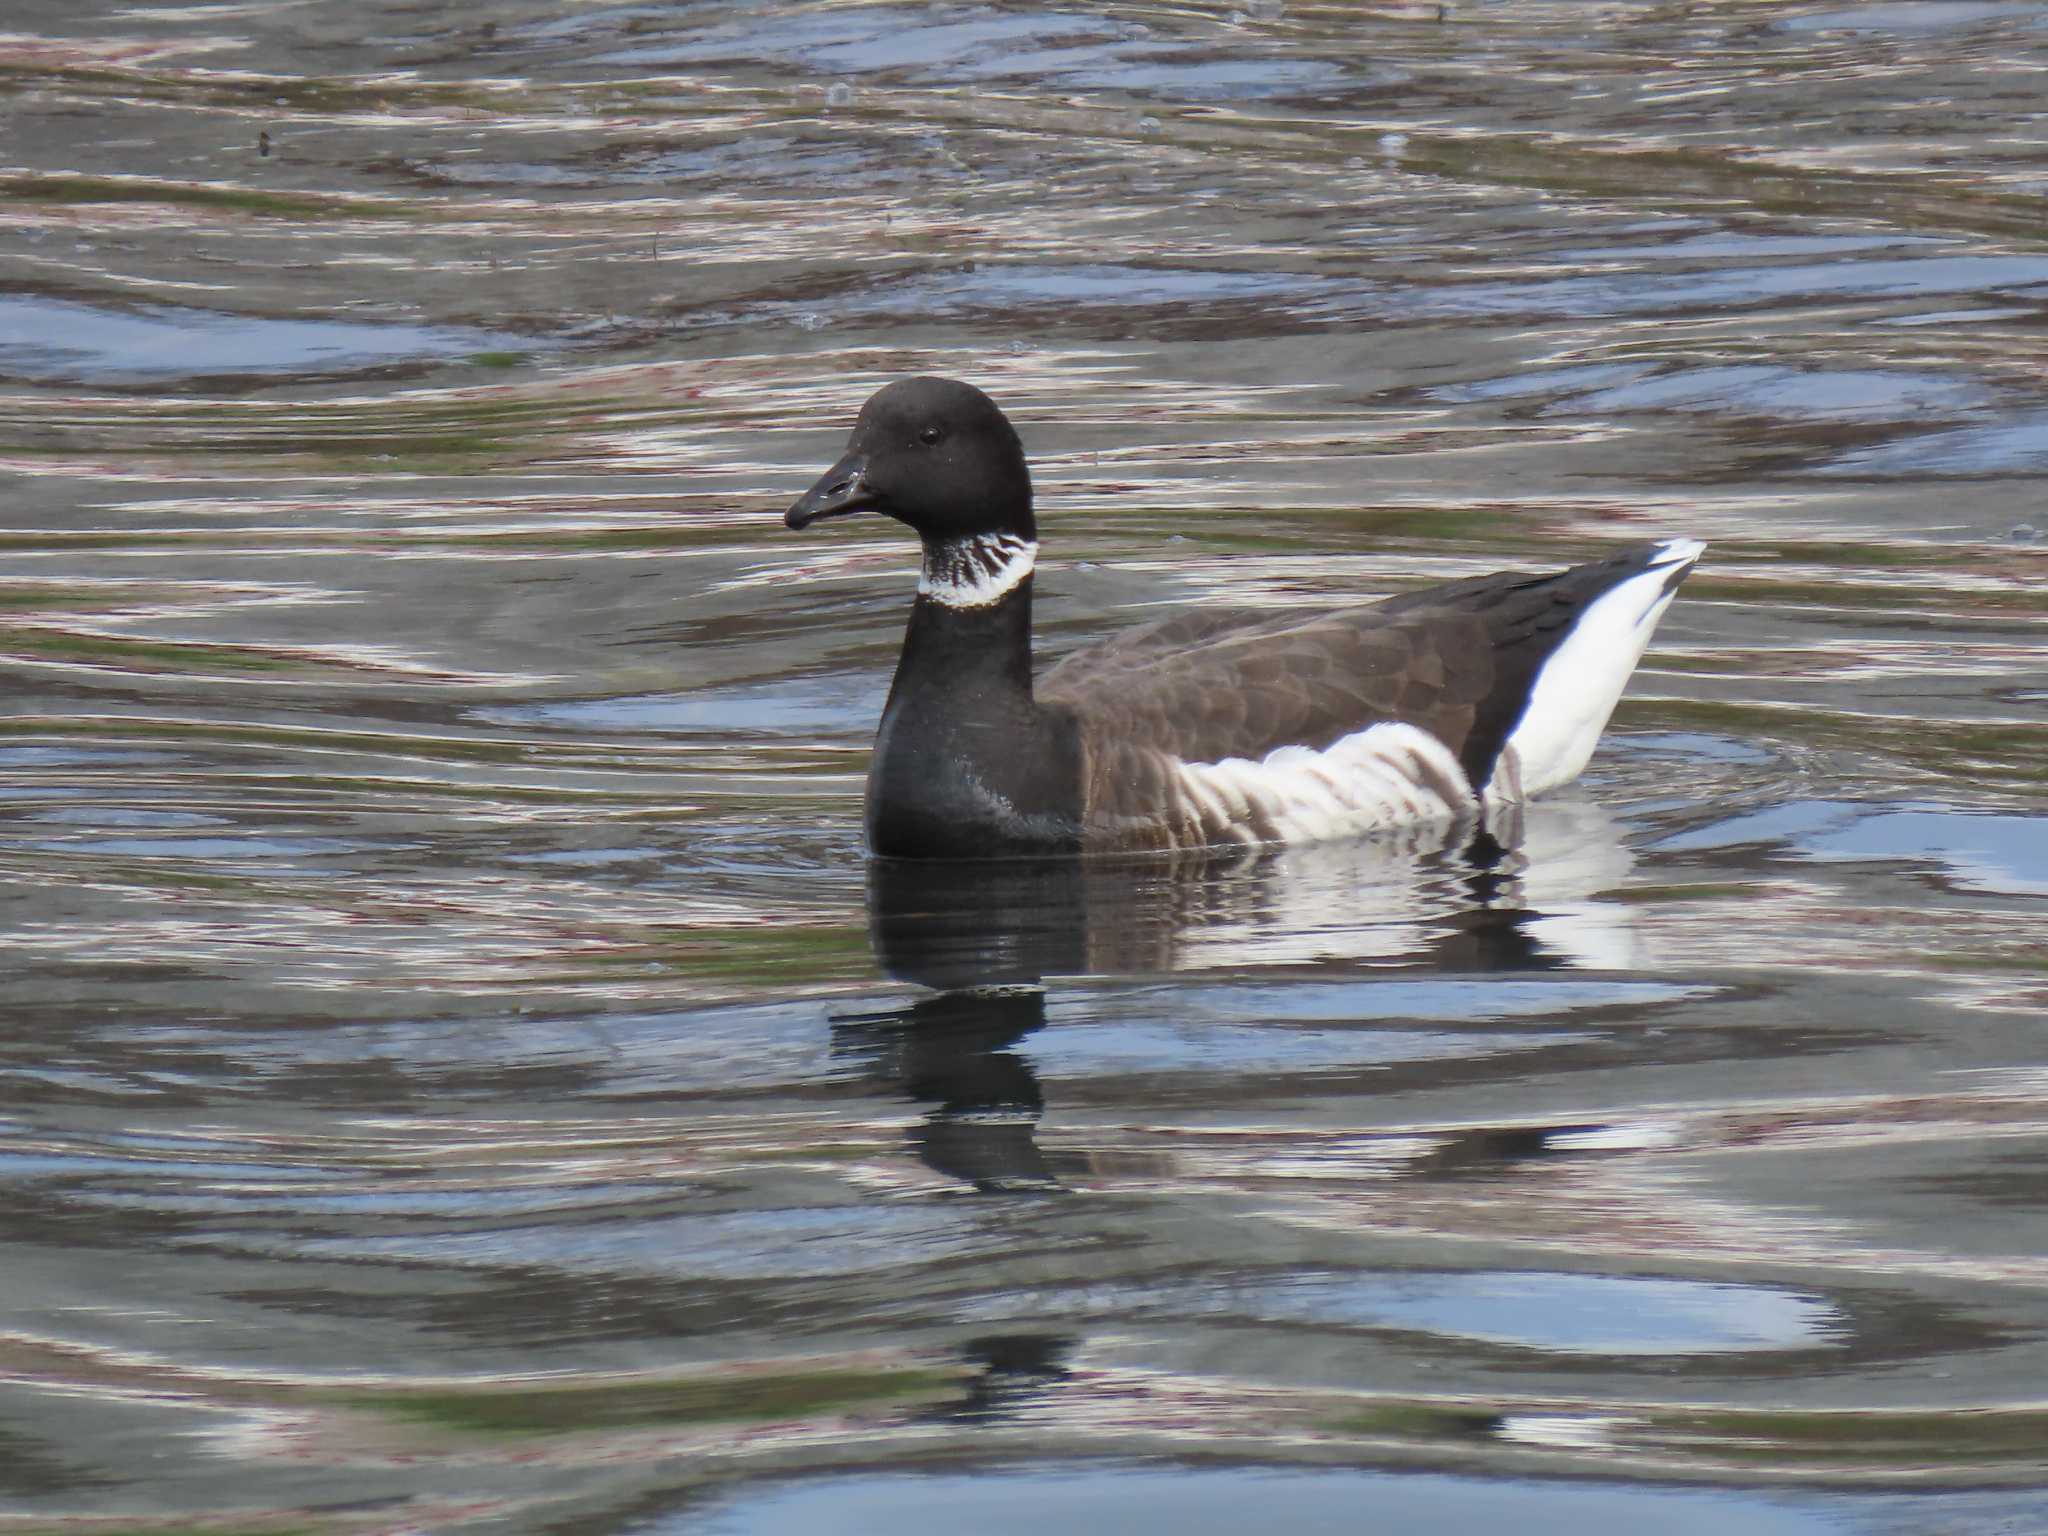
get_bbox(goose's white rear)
[1487,537,1704,806]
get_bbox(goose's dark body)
[785,377,1702,862]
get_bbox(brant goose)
[786,377,1702,861]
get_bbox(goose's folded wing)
[1041,544,1684,784]
[1041,602,1501,770]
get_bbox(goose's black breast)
[864,689,1086,860]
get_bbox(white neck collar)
[918,532,1037,609]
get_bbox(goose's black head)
[785,377,1034,543]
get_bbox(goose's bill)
[786,451,880,529]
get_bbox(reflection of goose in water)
[833,985,1057,1193]
[865,796,1642,989]
[835,800,1645,1191]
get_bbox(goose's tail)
[1488,537,1705,805]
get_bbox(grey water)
[2,1,2047,1531]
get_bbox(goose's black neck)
[897,535,1039,694]
[864,536,1083,859]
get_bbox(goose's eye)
[919,426,943,446]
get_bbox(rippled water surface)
[3,1,2047,1530]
